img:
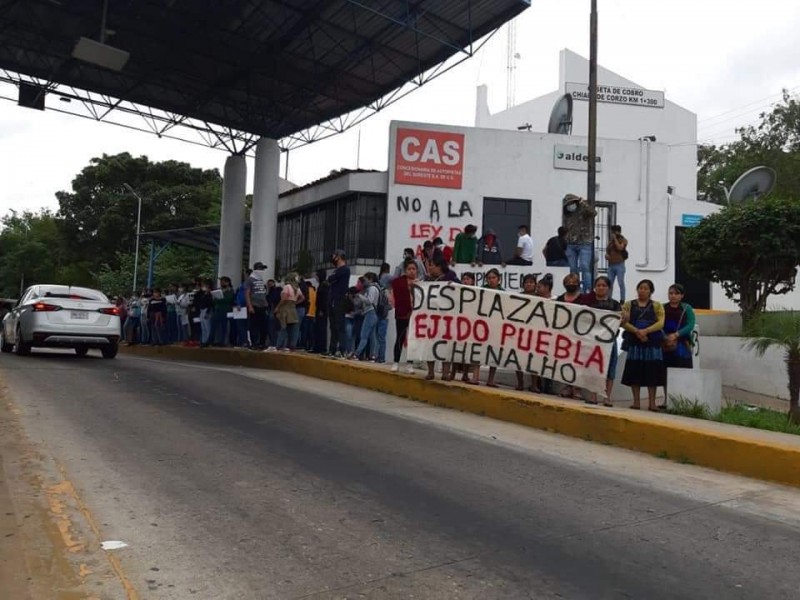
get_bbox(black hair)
[403,258,417,271]
[538,273,554,290]
[464,224,477,234]
[485,268,501,280]
[432,256,450,271]
[315,269,326,281]
[363,272,378,282]
[611,225,622,233]
[637,279,655,294]
[557,226,567,236]
[423,240,433,249]
[669,283,685,295]
[403,247,414,255]
[518,224,529,233]
[380,262,391,274]
[522,273,538,285]
[347,286,359,295]
[433,237,444,245]
[461,272,476,283]
[594,275,611,287]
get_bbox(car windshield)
[39,286,108,302]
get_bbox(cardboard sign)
[406,283,621,395]
[394,128,464,189]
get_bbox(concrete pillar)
[250,138,280,277]
[218,154,247,287]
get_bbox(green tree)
[744,311,800,424]
[682,197,800,323]
[56,152,222,274]
[0,210,77,297]
[698,90,800,204]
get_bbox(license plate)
[70,311,88,320]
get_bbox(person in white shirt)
[507,224,534,266]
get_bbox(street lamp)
[122,183,143,294]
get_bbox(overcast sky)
[1,0,798,218]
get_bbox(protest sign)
[406,282,622,396]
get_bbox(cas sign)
[554,144,603,172]
[394,127,464,189]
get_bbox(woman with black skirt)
[621,279,666,411]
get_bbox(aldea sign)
[566,82,665,109]
[554,144,603,172]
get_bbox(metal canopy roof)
[0,0,529,152]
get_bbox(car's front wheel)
[74,346,89,357]
[101,343,118,359]
[13,326,30,356]
[0,329,12,353]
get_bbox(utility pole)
[587,0,599,282]
[123,183,143,294]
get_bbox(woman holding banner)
[516,274,540,392]
[390,259,417,374]
[425,257,459,381]
[557,273,588,399]
[456,272,480,384]
[586,276,622,406]
[621,280,666,411]
[483,269,505,388]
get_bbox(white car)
[0,284,121,358]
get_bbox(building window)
[594,202,616,273]
[276,191,387,276]
[482,197,532,258]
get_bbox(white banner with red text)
[406,282,622,396]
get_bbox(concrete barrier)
[122,345,800,488]
[667,368,723,415]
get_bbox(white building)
[277,49,795,311]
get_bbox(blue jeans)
[607,262,627,302]
[566,243,593,293]
[355,310,378,358]
[345,317,354,354]
[211,310,229,345]
[124,316,140,343]
[200,308,212,345]
[234,318,249,346]
[276,322,299,349]
[140,317,150,344]
[167,311,178,343]
[376,318,388,362]
[295,307,306,346]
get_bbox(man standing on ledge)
[506,224,534,266]
[563,194,597,293]
[452,224,478,265]
[327,249,351,357]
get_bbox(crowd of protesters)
[120,194,693,408]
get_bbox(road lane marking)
[54,461,140,600]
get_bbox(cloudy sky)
[1,0,798,218]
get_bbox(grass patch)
[717,405,800,436]
[667,395,800,436]
[667,395,712,420]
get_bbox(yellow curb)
[122,345,800,488]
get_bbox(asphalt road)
[1,350,799,600]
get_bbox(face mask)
[566,203,578,213]
[565,284,579,293]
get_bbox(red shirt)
[391,276,414,319]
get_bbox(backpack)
[373,283,391,319]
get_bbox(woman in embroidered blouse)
[662,283,696,370]
[621,279,666,411]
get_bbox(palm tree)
[743,310,800,424]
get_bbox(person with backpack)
[606,225,628,302]
[373,272,391,363]
[350,272,381,360]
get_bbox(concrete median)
[122,344,800,488]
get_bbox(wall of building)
[476,49,697,202]
[386,120,719,302]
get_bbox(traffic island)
[122,344,800,488]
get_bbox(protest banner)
[406,282,622,396]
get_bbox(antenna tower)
[506,21,518,109]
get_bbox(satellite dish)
[726,166,776,204]
[548,93,573,135]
